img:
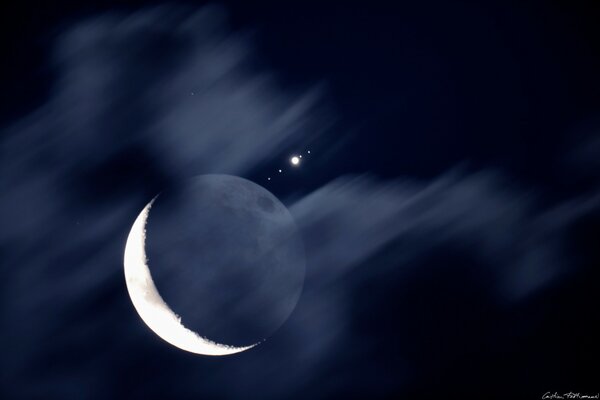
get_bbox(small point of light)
[307,150,311,154]
[299,155,302,158]
[267,177,271,180]
[291,156,300,166]
[278,169,282,173]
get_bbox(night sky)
[1,1,599,399]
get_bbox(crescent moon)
[123,197,258,356]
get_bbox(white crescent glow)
[123,198,258,356]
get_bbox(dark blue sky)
[1,1,599,399]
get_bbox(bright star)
[291,156,300,166]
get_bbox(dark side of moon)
[145,175,305,348]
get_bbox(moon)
[124,175,305,356]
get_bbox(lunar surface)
[124,175,305,355]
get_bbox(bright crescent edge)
[123,197,258,356]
